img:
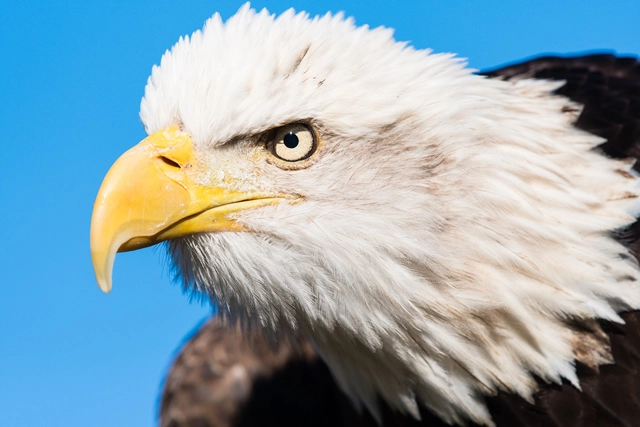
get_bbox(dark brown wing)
[485,312,640,427]
[160,54,640,427]
[159,317,377,427]
[159,316,456,427]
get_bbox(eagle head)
[90,5,640,425]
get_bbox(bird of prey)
[90,5,640,426]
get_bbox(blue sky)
[1,1,638,426]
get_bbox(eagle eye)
[269,123,317,162]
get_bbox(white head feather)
[140,5,640,425]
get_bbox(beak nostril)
[159,156,181,168]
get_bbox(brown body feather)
[160,54,640,427]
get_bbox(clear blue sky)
[1,1,638,426]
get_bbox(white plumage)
[114,5,640,426]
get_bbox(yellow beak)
[90,126,280,293]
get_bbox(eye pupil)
[283,132,299,149]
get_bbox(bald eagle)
[90,5,640,426]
